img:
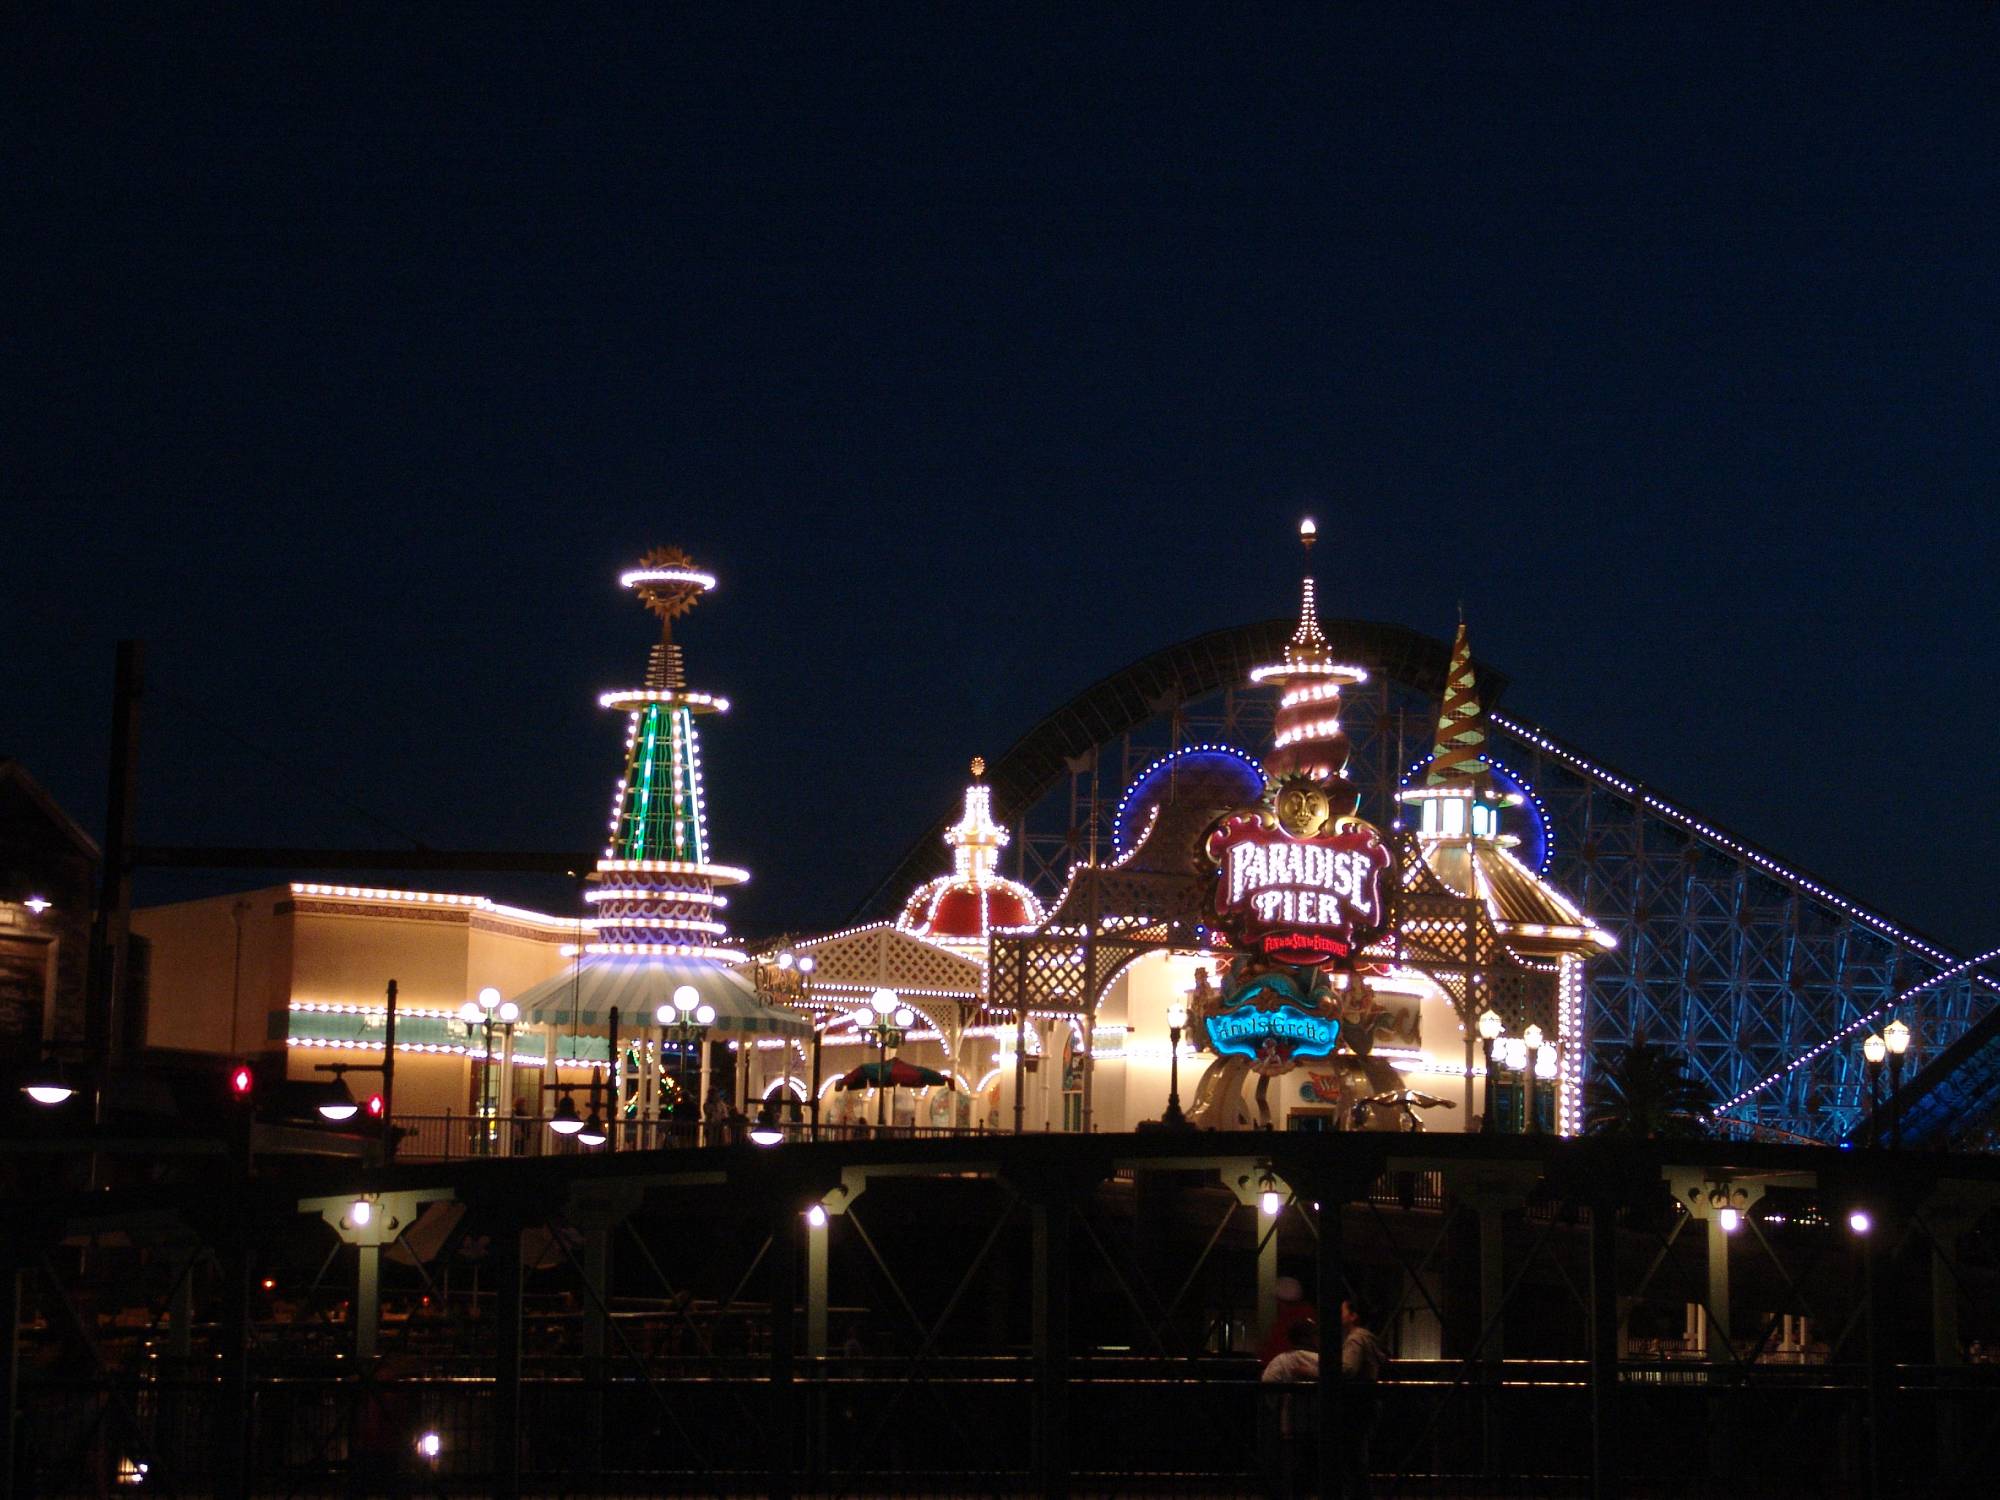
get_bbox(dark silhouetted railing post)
[492,1219,524,1500]
[1588,1194,1619,1499]
[769,1203,799,1500]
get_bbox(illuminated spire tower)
[588,547,747,958]
[1401,617,1512,837]
[1249,518,1368,811]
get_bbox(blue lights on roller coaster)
[1111,745,1266,857]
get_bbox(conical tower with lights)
[589,547,748,958]
[1399,613,1613,1134]
[1250,518,1369,808]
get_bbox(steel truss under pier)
[859,619,2000,1144]
[6,1133,1999,1499]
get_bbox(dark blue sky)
[6,6,1997,951]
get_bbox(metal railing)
[386,1112,1004,1160]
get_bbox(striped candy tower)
[1248,518,1369,815]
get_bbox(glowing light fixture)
[478,986,501,1011]
[871,988,898,1017]
[458,1000,482,1024]
[1883,1018,1910,1057]
[577,1111,608,1147]
[416,1431,442,1460]
[1848,1209,1872,1235]
[797,955,816,974]
[806,1203,828,1229]
[318,1097,359,1122]
[1477,1009,1503,1042]
[22,1059,73,1106]
[497,1001,520,1024]
[350,1198,373,1228]
[1522,1023,1544,1050]
[549,1094,584,1135]
[23,896,51,915]
[1862,1033,1887,1066]
[1717,1206,1741,1234]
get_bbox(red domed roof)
[918,883,1039,941]
[896,759,1047,945]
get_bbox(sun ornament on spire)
[623,545,717,630]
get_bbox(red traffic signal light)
[365,1094,384,1119]
[230,1063,254,1098]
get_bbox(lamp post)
[855,988,914,1128]
[1522,1023,1544,1135]
[655,984,716,1145]
[458,987,518,1154]
[303,980,401,1159]
[1162,997,1189,1129]
[1861,1031,1886,1137]
[1882,1018,1911,1151]
[1502,1037,1530,1132]
[778,951,822,1138]
[1477,1009,1503,1133]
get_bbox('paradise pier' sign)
[1207,815,1391,965]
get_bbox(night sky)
[7,7,1998,953]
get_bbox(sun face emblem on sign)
[1272,773,1331,838]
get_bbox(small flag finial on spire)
[970,755,986,778]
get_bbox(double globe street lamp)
[458,986,519,1152]
[853,988,915,1127]
[657,984,717,1142]
[1861,1017,1913,1149]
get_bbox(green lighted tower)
[589,547,747,957]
